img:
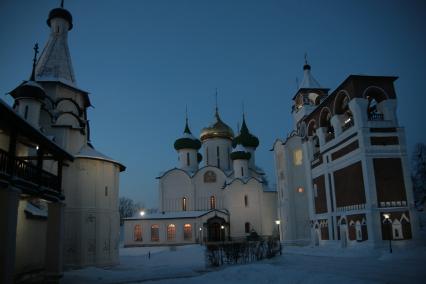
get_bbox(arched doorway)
[206,216,226,242]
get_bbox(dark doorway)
[207,216,226,242]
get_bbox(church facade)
[124,109,276,246]
[273,60,418,247]
[0,3,125,281]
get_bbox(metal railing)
[0,148,60,192]
[368,113,384,121]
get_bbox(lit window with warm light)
[167,224,176,241]
[297,187,304,193]
[293,149,303,166]
[184,224,192,241]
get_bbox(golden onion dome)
[200,109,234,141]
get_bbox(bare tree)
[412,143,426,208]
[119,197,137,224]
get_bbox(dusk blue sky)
[1,0,425,207]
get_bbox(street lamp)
[383,214,392,253]
[139,210,145,217]
[275,220,282,255]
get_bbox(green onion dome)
[47,5,73,30]
[200,110,234,142]
[174,119,201,150]
[230,144,251,160]
[232,116,259,148]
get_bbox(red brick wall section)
[333,162,366,207]
[373,158,407,204]
[321,226,329,240]
[313,175,327,214]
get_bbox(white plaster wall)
[192,167,226,210]
[14,200,47,275]
[202,138,232,171]
[62,158,120,267]
[233,159,249,178]
[161,170,193,212]
[279,136,311,243]
[177,149,198,172]
[16,98,41,127]
[224,179,265,238]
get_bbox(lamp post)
[275,220,282,255]
[383,214,392,253]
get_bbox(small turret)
[232,114,259,169]
[9,44,46,128]
[174,113,201,172]
[200,93,234,171]
[230,144,251,178]
[292,55,329,127]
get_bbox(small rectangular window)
[105,186,108,196]
[244,195,248,207]
[186,152,190,166]
[24,106,29,119]
[217,146,220,168]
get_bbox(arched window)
[244,195,248,207]
[210,196,216,209]
[186,152,190,166]
[319,108,334,142]
[167,224,176,241]
[151,225,159,241]
[365,87,387,121]
[245,222,250,233]
[184,224,192,241]
[134,224,142,241]
[241,167,244,176]
[334,92,354,131]
[182,197,187,211]
[204,171,216,183]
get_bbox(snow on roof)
[25,202,48,218]
[76,144,125,171]
[299,67,322,89]
[232,144,247,153]
[124,209,228,220]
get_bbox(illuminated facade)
[124,109,276,246]
[273,60,418,247]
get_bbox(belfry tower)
[9,2,125,267]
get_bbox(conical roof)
[36,2,76,85]
[299,63,322,89]
[232,115,259,148]
[200,109,234,141]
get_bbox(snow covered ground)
[62,243,426,284]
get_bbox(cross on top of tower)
[30,43,39,81]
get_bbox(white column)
[316,127,327,147]
[45,202,65,282]
[0,185,20,284]
[378,99,397,124]
[331,115,344,137]
[349,98,369,128]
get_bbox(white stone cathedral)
[9,3,125,268]
[124,108,276,246]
